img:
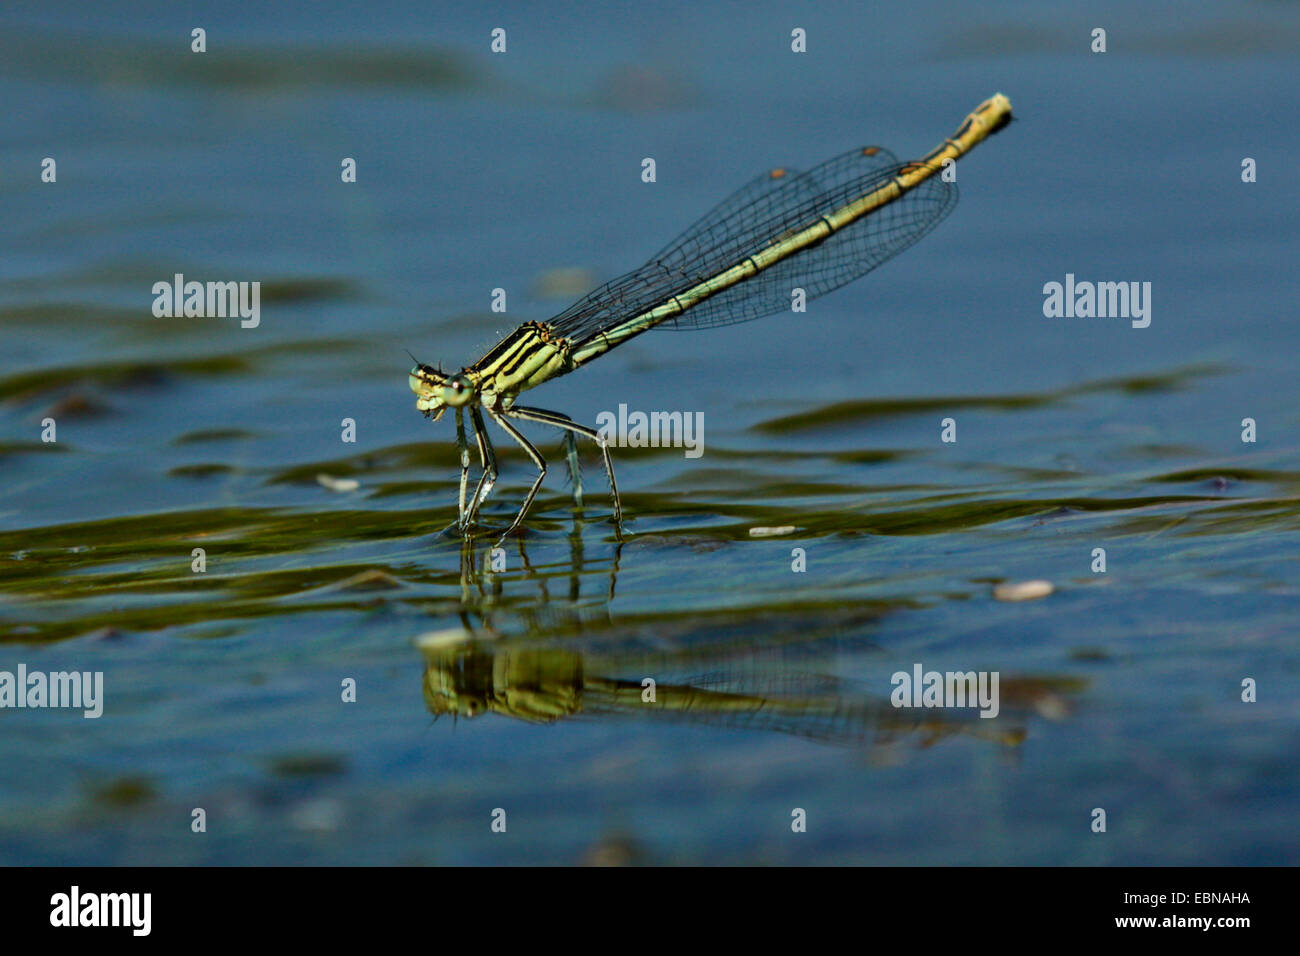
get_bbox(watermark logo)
[1042,273,1150,328]
[50,886,150,936]
[152,273,260,328]
[595,404,703,458]
[0,664,103,718]
[890,662,999,718]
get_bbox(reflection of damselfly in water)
[417,614,1085,752]
[418,538,1086,754]
[410,94,1014,539]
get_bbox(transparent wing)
[547,146,957,341]
[579,677,1004,748]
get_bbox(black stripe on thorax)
[473,325,531,369]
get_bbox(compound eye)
[441,379,473,407]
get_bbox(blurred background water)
[1,0,1298,864]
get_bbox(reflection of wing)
[685,668,846,699]
[419,636,1067,749]
[580,677,1021,748]
[546,146,957,340]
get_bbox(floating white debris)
[993,579,1055,602]
[316,473,359,493]
[1034,694,1070,721]
[414,627,474,650]
[749,525,796,537]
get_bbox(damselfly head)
[425,690,486,719]
[409,364,444,416]
[421,649,490,719]
[409,363,476,419]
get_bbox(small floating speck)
[43,392,110,419]
[749,525,796,537]
[316,473,359,492]
[993,579,1054,602]
[582,832,647,866]
[90,775,156,808]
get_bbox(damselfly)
[410,93,1013,537]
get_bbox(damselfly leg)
[454,407,470,529]
[509,406,622,527]
[563,431,582,509]
[464,406,498,530]
[483,408,548,542]
[456,404,619,538]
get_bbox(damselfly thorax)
[410,93,1013,540]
